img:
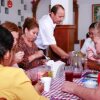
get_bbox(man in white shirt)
[35,4,69,59]
[81,22,97,56]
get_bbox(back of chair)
[79,39,85,49]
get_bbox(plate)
[81,77,97,82]
[84,80,98,88]
[87,73,98,78]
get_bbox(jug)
[71,51,83,78]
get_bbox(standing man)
[35,4,69,59]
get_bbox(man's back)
[35,14,56,50]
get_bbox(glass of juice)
[73,67,82,78]
[64,66,73,82]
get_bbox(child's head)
[0,26,14,62]
[2,21,19,47]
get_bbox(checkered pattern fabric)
[42,77,83,100]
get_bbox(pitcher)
[71,51,83,78]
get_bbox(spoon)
[43,54,50,60]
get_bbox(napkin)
[46,60,65,78]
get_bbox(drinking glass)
[64,66,73,81]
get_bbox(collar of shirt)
[48,14,56,28]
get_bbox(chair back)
[79,39,85,48]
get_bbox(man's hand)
[61,81,77,93]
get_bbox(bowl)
[84,80,98,88]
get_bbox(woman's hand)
[14,51,24,63]
[35,50,44,58]
[28,50,44,62]
[34,81,44,94]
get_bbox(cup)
[64,66,73,81]
[73,67,82,78]
[41,77,52,92]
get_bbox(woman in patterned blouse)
[17,17,45,70]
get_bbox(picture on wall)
[21,16,24,22]
[49,5,51,13]
[21,0,24,4]
[18,22,21,26]
[0,20,1,25]
[1,0,5,6]
[0,6,1,13]
[92,4,100,22]
[24,4,27,10]
[18,9,21,15]
[5,7,9,14]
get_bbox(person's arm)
[28,50,44,62]
[62,81,100,100]
[34,81,44,95]
[13,69,48,100]
[17,38,44,63]
[50,44,69,59]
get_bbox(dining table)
[42,76,83,100]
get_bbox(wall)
[36,0,50,20]
[0,0,32,26]
[77,0,100,40]
[1,0,100,40]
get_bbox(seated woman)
[0,26,47,100]
[16,18,48,83]
[81,22,97,56]
[61,22,100,100]
[87,25,100,70]
[86,31,100,70]
[2,21,24,67]
[17,17,45,70]
[2,21,44,94]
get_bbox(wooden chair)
[79,39,85,48]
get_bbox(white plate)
[87,74,98,78]
[84,80,98,88]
